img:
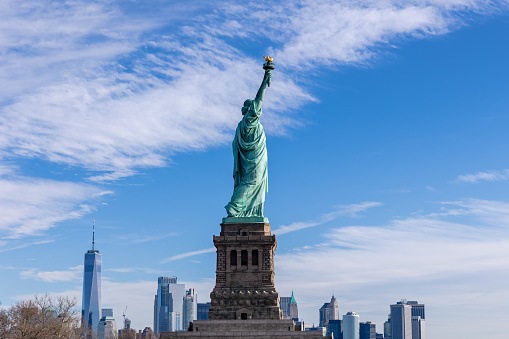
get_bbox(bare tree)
[118,328,137,339]
[0,294,87,339]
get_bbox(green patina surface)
[225,64,274,218]
[290,291,296,304]
[221,216,269,224]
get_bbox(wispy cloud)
[0,265,17,270]
[114,232,179,244]
[1,0,505,181]
[275,198,509,338]
[455,169,509,183]
[275,4,449,68]
[0,239,54,253]
[0,170,111,240]
[161,247,216,263]
[20,265,83,283]
[105,267,167,275]
[274,201,382,235]
[130,233,178,244]
[0,0,161,103]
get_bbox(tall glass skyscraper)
[154,276,186,333]
[82,223,102,332]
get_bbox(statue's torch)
[263,56,274,87]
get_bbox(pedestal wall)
[208,222,282,320]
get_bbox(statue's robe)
[225,101,268,217]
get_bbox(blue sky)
[1,0,509,338]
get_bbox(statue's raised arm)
[253,69,272,111]
[225,57,275,219]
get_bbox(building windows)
[252,250,259,266]
[230,250,237,266]
[230,249,260,267]
[241,250,248,266]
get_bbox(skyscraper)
[154,276,186,333]
[280,291,298,320]
[182,288,197,331]
[280,296,291,318]
[82,222,101,332]
[319,295,339,327]
[97,316,117,339]
[384,314,392,339]
[101,308,113,317]
[411,316,426,339]
[289,294,298,320]
[359,321,376,339]
[390,301,412,339]
[327,319,343,339]
[197,302,211,320]
[343,311,359,339]
[406,301,425,320]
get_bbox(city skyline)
[1,1,509,338]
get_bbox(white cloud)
[275,198,509,338]
[275,4,447,68]
[0,265,16,270]
[274,201,382,235]
[106,267,167,275]
[20,265,83,283]
[0,239,54,253]
[455,169,509,182]
[162,247,216,263]
[0,171,111,240]
[0,39,312,177]
[0,0,164,102]
[130,233,179,244]
[1,0,506,181]
[439,198,509,226]
[213,0,502,68]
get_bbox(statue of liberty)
[225,57,274,217]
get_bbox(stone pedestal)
[209,221,281,320]
[160,220,328,339]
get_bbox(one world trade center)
[82,221,101,332]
